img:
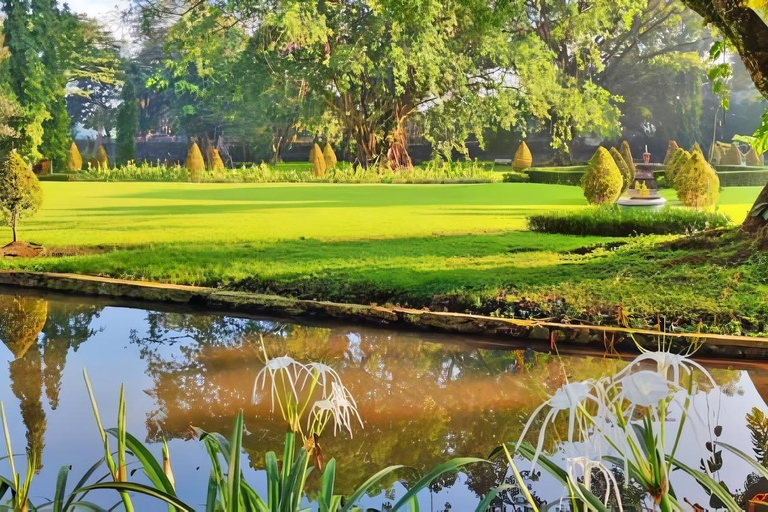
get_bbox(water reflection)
[0,291,758,506]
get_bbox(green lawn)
[2,181,766,332]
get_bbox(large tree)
[0,33,22,149]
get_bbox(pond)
[0,287,765,510]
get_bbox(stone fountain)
[616,146,667,208]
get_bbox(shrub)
[185,143,205,182]
[526,166,588,185]
[208,148,225,171]
[674,151,720,208]
[581,147,623,204]
[66,142,82,172]
[665,148,690,183]
[716,170,768,186]
[689,141,703,156]
[528,205,730,237]
[512,141,533,171]
[711,144,724,165]
[323,143,337,169]
[0,150,43,242]
[663,140,679,166]
[721,144,743,165]
[311,143,326,177]
[746,146,764,166]
[95,145,109,169]
[502,171,530,183]
[619,141,636,177]
[609,147,632,191]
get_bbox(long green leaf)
[476,484,515,512]
[69,501,110,512]
[76,482,195,512]
[341,465,405,512]
[265,451,279,509]
[667,455,741,510]
[319,459,336,512]
[719,442,768,481]
[106,429,176,496]
[227,410,245,512]
[53,465,70,512]
[392,458,487,511]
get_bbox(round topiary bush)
[581,147,624,204]
[674,151,720,208]
[311,143,326,177]
[323,143,337,169]
[665,148,690,183]
[66,142,82,172]
[663,140,679,166]
[95,146,109,169]
[609,147,632,192]
[512,141,533,171]
[186,142,205,182]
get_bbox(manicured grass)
[1,181,766,333]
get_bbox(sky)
[64,0,128,17]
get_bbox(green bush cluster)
[581,147,623,204]
[674,151,720,208]
[528,205,731,236]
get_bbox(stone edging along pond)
[0,270,767,360]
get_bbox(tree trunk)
[11,211,18,243]
[680,0,768,232]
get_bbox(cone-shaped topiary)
[323,143,337,169]
[185,142,205,182]
[711,144,724,165]
[208,148,225,171]
[581,147,624,204]
[674,151,720,208]
[663,140,679,166]
[609,147,632,192]
[0,151,43,242]
[619,141,636,179]
[512,141,533,171]
[689,142,703,156]
[95,145,109,169]
[311,143,326,177]
[66,142,82,172]
[746,146,764,166]
[665,148,690,183]
[720,144,743,166]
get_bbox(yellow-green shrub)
[674,151,720,208]
[619,141,636,178]
[208,148,225,171]
[96,146,109,169]
[185,143,205,182]
[66,142,82,171]
[665,148,690,183]
[746,146,764,166]
[663,140,679,166]
[581,147,623,204]
[311,143,326,177]
[609,147,632,192]
[720,144,743,166]
[689,142,703,156]
[512,141,533,171]
[323,143,337,169]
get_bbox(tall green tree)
[115,73,139,165]
[0,33,22,150]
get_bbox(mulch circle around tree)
[0,242,44,258]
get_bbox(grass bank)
[1,181,765,334]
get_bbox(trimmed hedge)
[526,166,588,185]
[528,206,731,237]
[716,170,768,187]
[39,172,78,182]
[502,171,530,183]
[715,165,768,173]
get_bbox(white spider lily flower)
[618,370,673,407]
[516,380,605,469]
[253,355,310,412]
[617,350,716,389]
[566,456,624,512]
[308,382,363,438]
[304,362,348,399]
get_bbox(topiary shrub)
[663,140,679,166]
[609,147,632,192]
[95,145,109,170]
[185,142,205,182]
[66,142,82,172]
[746,146,764,166]
[619,141,636,178]
[208,148,225,171]
[711,144,724,165]
[0,150,43,242]
[721,144,743,166]
[689,141,703,156]
[323,143,337,169]
[311,143,326,177]
[512,141,533,171]
[674,151,720,208]
[581,147,623,204]
[665,148,691,183]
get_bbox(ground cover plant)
[0,181,765,335]
[528,206,731,236]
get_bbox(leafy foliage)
[609,147,632,192]
[0,150,42,242]
[663,140,679,166]
[674,151,720,208]
[581,147,623,204]
[746,407,768,466]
